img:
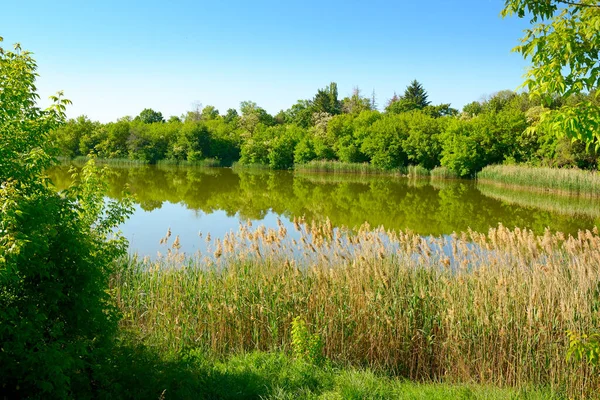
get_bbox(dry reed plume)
[112,218,600,398]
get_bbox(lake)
[47,164,600,257]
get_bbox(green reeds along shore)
[430,166,460,180]
[68,156,150,166]
[231,161,274,170]
[478,164,600,195]
[477,182,600,219]
[113,218,600,398]
[156,158,221,167]
[64,156,223,167]
[294,160,402,175]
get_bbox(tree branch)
[556,0,600,8]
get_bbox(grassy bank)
[113,219,600,398]
[478,165,600,195]
[104,348,556,399]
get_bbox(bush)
[0,39,132,398]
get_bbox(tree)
[312,82,341,115]
[341,87,373,114]
[404,80,430,108]
[224,108,239,124]
[502,0,600,146]
[136,108,164,124]
[385,80,431,114]
[0,38,132,397]
[201,105,219,120]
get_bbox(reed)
[113,219,600,398]
[407,165,430,178]
[478,165,600,195]
[294,160,404,175]
[478,182,600,219]
[231,161,273,170]
[430,166,459,180]
[70,156,149,166]
[156,158,221,167]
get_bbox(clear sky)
[2,0,531,122]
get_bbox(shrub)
[0,39,132,398]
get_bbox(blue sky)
[2,0,531,122]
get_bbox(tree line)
[52,80,599,177]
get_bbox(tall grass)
[70,156,149,166]
[478,182,600,218]
[407,165,430,178]
[113,218,600,398]
[295,160,403,175]
[231,161,273,170]
[430,166,459,180]
[156,158,221,167]
[478,165,600,195]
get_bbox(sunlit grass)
[294,160,403,175]
[430,166,459,180]
[70,156,149,166]
[156,158,221,167]
[232,161,274,170]
[113,218,600,398]
[478,182,600,218]
[478,165,600,195]
[107,349,555,399]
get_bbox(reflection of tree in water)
[48,165,598,236]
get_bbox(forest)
[52,81,600,177]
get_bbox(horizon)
[3,0,531,123]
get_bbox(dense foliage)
[502,0,600,145]
[0,38,132,397]
[52,82,599,177]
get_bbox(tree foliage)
[502,0,600,146]
[0,38,132,397]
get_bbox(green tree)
[0,38,132,397]
[201,105,219,120]
[502,0,600,145]
[312,82,341,115]
[403,79,430,108]
[135,108,164,124]
[224,108,239,124]
[341,87,373,114]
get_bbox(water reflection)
[47,165,599,256]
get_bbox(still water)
[48,165,600,256]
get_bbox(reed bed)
[294,160,402,175]
[478,165,600,195]
[407,165,430,178]
[113,219,600,398]
[478,182,600,219]
[70,156,150,166]
[430,166,460,180]
[156,158,221,167]
[231,161,274,170]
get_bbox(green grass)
[294,160,403,175]
[156,158,222,167]
[70,156,150,166]
[477,164,600,195]
[104,348,557,399]
[232,161,274,170]
[407,165,430,178]
[430,166,460,180]
[477,182,600,218]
